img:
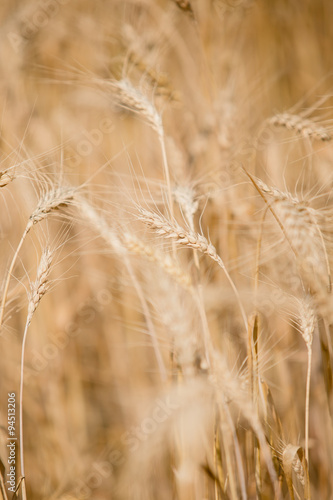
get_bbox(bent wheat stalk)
[19,247,52,500]
[243,168,331,292]
[79,200,167,381]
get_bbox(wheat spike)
[297,298,315,349]
[28,186,75,228]
[254,177,299,205]
[292,454,305,486]
[245,171,331,292]
[0,185,75,328]
[108,78,162,134]
[27,247,53,321]
[139,207,248,329]
[139,208,224,265]
[269,113,331,141]
[123,232,193,291]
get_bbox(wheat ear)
[269,113,331,141]
[138,207,248,330]
[107,78,175,254]
[282,443,310,499]
[123,232,193,291]
[243,168,331,291]
[19,247,52,500]
[0,186,74,328]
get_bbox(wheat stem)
[0,227,29,328]
[305,345,312,465]
[19,248,52,500]
[158,132,176,258]
[79,200,167,380]
[124,255,167,381]
[243,168,299,257]
[19,317,30,500]
[222,399,247,500]
[297,299,315,466]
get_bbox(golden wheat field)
[1,1,333,499]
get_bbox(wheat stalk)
[211,353,281,498]
[296,298,316,465]
[19,247,53,500]
[244,169,331,292]
[79,199,192,290]
[79,200,167,381]
[172,185,214,366]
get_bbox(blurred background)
[0,1,333,499]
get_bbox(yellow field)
[1,1,333,499]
